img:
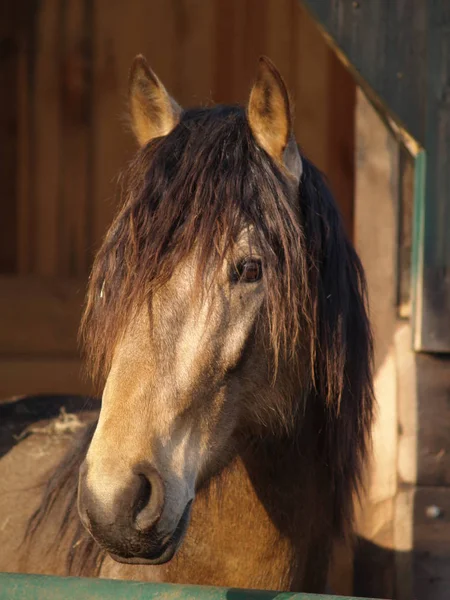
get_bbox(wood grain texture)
[294,4,329,172]
[413,1,450,351]
[16,28,32,275]
[58,0,93,277]
[0,17,19,273]
[33,0,63,276]
[0,359,91,398]
[4,0,357,275]
[303,0,427,144]
[302,0,450,351]
[0,277,83,356]
[326,48,355,237]
[416,353,450,487]
[413,486,450,599]
[353,88,400,598]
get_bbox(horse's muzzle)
[107,500,192,565]
[77,460,192,564]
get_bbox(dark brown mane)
[81,106,309,385]
[27,103,373,577]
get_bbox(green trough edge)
[0,573,378,600]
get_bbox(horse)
[0,55,373,593]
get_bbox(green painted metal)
[0,573,377,600]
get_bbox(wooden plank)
[214,0,246,104]
[238,0,268,103]
[301,0,450,352]
[293,3,329,172]
[0,277,84,356]
[302,0,427,145]
[0,0,38,274]
[0,359,91,398]
[213,0,234,103]
[396,324,418,487]
[33,0,63,276]
[326,48,355,237]
[412,2,450,351]
[12,1,39,275]
[266,0,294,92]
[58,0,93,277]
[394,486,415,600]
[352,88,400,598]
[213,0,268,105]
[353,504,396,599]
[176,0,216,107]
[91,0,178,254]
[394,326,416,600]
[17,25,32,274]
[0,16,19,273]
[416,353,450,486]
[413,486,450,599]
[91,0,129,254]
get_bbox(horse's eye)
[232,259,262,283]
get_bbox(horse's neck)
[173,430,330,591]
[100,429,331,592]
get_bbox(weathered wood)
[394,487,414,600]
[294,4,329,173]
[91,0,181,255]
[413,486,450,599]
[0,0,350,405]
[0,359,90,398]
[352,88,400,598]
[0,277,83,356]
[16,20,32,275]
[0,1,38,273]
[413,1,450,352]
[91,0,136,254]
[302,0,450,352]
[0,11,19,273]
[177,0,216,107]
[302,0,426,145]
[415,353,450,487]
[266,0,293,92]
[396,325,418,487]
[59,0,93,277]
[326,48,355,237]
[3,0,357,271]
[33,0,63,276]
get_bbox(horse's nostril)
[133,466,165,532]
[133,474,152,519]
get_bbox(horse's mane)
[25,421,103,575]
[25,105,373,575]
[81,105,310,384]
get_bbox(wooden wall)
[2,0,355,281]
[352,88,450,600]
[0,2,355,395]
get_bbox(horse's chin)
[108,543,178,565]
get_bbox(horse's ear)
[128,55,182,146]
[247,56,302,181]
